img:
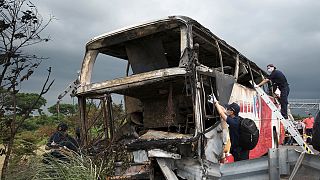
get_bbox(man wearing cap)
[255,64,290,119]
[208,94,249,161]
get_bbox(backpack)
[239,117,259,150]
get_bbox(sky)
[20,0,320,113]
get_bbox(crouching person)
[46,122,79,152]
[208,94,249,161]
[44,122,79,163]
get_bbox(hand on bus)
[208,94,217,104]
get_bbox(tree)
[3,92,46,115]
[48,103,77,116]
[0,0,54,178]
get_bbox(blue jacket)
[226,116,240,151]
[47,131,78,152]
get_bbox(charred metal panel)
[125,96,143,114]
[149,149,181,159]
[142,94,190,128]
[139,130,192,140]
[126,130,194,151]
[88,20,181,50]
[126,38,168,73]
[215,71,236,105]
[113,162,152,178]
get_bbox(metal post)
[101,96,109,139]
[247,61,255,85]
[106,94,114,140]
[234,54,240,80]
[215,40,224,74]
[268,149,280,179]
[78,96,87,146]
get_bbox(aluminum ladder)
[253,85,314,154]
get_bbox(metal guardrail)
[289,99,320,104]
[289,151,320,180]
[172,148,320,179]
[289,99,320,111]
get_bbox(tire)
[312,111,320,151]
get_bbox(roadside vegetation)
[1,100,128,179]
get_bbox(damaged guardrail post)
[268,149,280,179]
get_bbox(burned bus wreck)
[76,16,280,179]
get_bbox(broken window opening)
[90,54,127,84]
[78,95,126,147]
[200,75,220,130]
[192,27,236,76]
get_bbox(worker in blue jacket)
[208,94,249,161]
[255,64,290,119]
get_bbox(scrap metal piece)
[175,158,221,179]
[148,149,181,159]
[156,158,179,180]
[140,130,192,140]
[204,123,224,163]
[133,150,148,163]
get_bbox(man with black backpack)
[208,94,250,161]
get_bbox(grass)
[6,149,104,180]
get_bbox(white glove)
[208,94,218,104]
[254,84,259,88]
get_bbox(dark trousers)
[232,147,249,161]
[306,128,313,144]
[279,86,290,119]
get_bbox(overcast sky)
[20,0,320,111]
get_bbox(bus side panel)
[249,98,272,158]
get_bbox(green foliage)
[3,92,46,116]
[13,131,38,157]
[20,114,56,132]
[2,98,128,179]
[292,114,307,120]
[5,144,132,179]
[48,103,77,116]
[7,152,105,180]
